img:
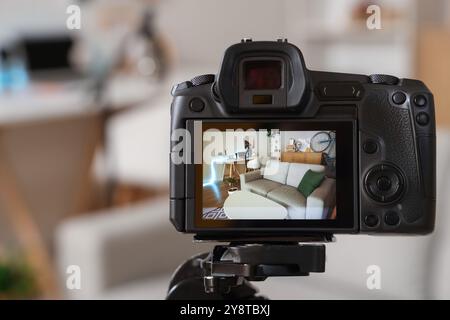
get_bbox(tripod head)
[167,237,333,300]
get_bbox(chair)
[246,157,261,171]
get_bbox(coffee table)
[223,190,288,219]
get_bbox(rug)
[202,207,228,220]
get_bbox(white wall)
[0,0,71,45]
[158,0,417,76]
[158,0,286,66]
[203,130,270,157]
[280,131,320,151]
[280,130,336,158]
[0,0,418,77]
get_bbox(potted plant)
[223,177,238,194]
[0,256,38,299]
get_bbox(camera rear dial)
[364,163,405,204]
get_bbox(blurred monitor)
[20,34,82,81]
[24,35,72,71]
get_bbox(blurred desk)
[224,157,254,178]
[0,75,160,124]
[0,75,161,297]
[0,82,95,124]
[0,82,98,298]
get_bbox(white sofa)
[240,161,336,219]
[56,197,213,299]
[56,129,450,299]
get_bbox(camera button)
[377,176,392,191]
[416,112,430,126]
[384,211,400,226]
[392,92,406,105]
[414,95,427,107]
[189,98,205,112]
[364,214,379,228]
[363,139,378,154]
[364,164,405,203]
[317,82,363,100]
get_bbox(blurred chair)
[0,112,103,298]
[0,113,103,245]
[56,197,212,299]
[247,155,274,171]
[246,157,261,171]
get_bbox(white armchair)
[246,158,261,170]
[56,197,212,299]
[56,130,450,299]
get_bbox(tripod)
[167,236,332,300]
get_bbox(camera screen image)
[202,126,337,221]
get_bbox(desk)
[224,157,249,178]
[0,75,161,298]
[0,84,99,298]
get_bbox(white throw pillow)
[286,163,325,188]
[263,160,290,184]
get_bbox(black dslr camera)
[169,39,436,241]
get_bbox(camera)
[169,39,436,240]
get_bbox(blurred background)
[0,0,450,299]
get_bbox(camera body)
[170,40,436,240]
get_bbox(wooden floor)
[203,162,247,209]
[223,163,247,179]
[203,181,237,209]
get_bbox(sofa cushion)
[263,160,290,184]
[306,177,336,219]
[267,185,307,219]
[286,162,325,188]
[245,179,282,196]
[297,169,325,198]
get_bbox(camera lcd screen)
[197,120,356,226]
[244,60,282,90]
[193,121,356,230]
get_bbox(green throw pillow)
[297,170,325,198]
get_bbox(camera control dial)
[364,164,405,203]
[190,74,215,86]
[369,74,399,85]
